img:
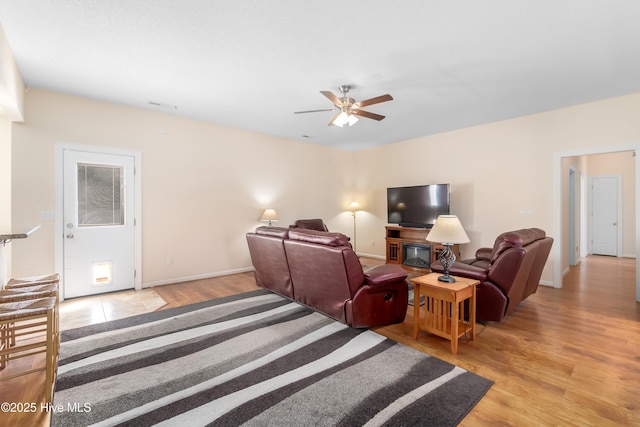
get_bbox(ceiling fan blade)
[352,109,385,121]
[354,94,393,108]
[321,91,343,107]
[294,108,337,114]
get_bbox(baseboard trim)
[356,252,385,260]
[143,267,255,288]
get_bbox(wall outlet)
[371,240,376,246]
[519,209,534,218]
[166,256,174,265]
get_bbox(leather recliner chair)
[431,228,553,322]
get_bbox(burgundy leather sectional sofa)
[246,226,409,328]
[432,228,553,322]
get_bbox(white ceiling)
[1,0,639,151]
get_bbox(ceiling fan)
[294,85,393,127]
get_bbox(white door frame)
[553,143,639,303]
[588,174,622,257]
[54,142,142,301]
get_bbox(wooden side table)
[411,272,480,354]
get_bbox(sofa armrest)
[364,264,408,286]
[475,247,492,260]
[431,261,488,282]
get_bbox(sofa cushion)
[291,218,328,231]
[255,226,289,238]
[288,229,351,247]
[530,228,546,240]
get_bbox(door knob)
[66,233,74,239]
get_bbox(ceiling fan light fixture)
[333,111,359,127]
[333,111,349,127]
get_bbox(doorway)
[55,143,142,300]
[554,144,639,302]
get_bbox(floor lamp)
[349,201,359,252]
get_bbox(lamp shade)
[259,209,279,223]
[426,215,470,244]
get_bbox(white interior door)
[589,175,621,257]
[63,149,135,298]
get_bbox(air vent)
[148,101,178,110]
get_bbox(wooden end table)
[411,272,480,354]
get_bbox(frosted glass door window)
[77,164,125,226]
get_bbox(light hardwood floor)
[1,256,638,426]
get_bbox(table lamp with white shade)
[426,215,470,283]
[260,209,279,226]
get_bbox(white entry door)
[590,175,621,257]
[63,149,136,298]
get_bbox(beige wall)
[0,23,25,122]
[11,89,355,285]
[1,116,11,284]
[1,21,23,285]
[1,116,10,227]
[9,88,640,289]
[353,93,640,285]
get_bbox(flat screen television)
[387,184,450,228]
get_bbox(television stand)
[385,225,460,274]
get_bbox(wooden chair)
[0,297,59,403]
[0,283,59,347]
[5,273,60,289]
[1,274,60,401]
[0,284,58,302]
[2,274,60,351]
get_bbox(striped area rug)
[53,289,492,426]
